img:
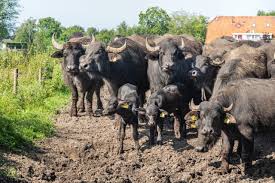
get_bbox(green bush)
[0,51,69,150]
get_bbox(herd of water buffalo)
[50,33,275,174]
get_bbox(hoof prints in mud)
[3,88,275,183]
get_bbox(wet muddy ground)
[1,87,275,183]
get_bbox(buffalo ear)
[145,52,159,60]
[51,50,64,58]
[225,113,236,124]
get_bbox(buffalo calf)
[115,84,140,154]
[137,84,188,145]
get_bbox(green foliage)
[257,10,275,16]
[96,29,115,43]
[0,0,19,39]
[14,18,37,46]
[0,52,69,149]
[33,17,62,52]
[169,11,208,42]
[138,7,171,35]
[87,27,99,37]
[116,21,134,37]
[60,25,85,41]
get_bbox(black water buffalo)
[270,59,275,78]
[211,45,268,97]
[190,37,263,100]
[51,35,104,117]
[145,35,202,93]
[80,37,149,113]
[137,83,188,145]
[115,84,140,154]
[188,78,275,173]
[257,42,275,77]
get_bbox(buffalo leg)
[131,121,140,153]
[70,85,78,117]
[149,126,156,145]
[156,120,163,145]
[105,80,118,114]
[220,131,234,173]
[78,92,85,113]
[117,118,126,154]
[86,88,95,116]
[239,127,254,173]
[174,112,186,139]
[94,86,104,116]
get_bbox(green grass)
[0,51,70,150]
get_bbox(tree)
[33,17,62,52]
[138,7,171,35]
[96,29,115,43]
[116,21,133,36]
[169,11,208,42]
[0,0,19,39]
[87,27,98,37]
[14,18,37,46]
[60,25,85,41]
[257,10,275,16]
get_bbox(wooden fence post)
[38,68,43,85]
[13,68,18,95]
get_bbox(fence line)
[12,67,44,95]
[13,68,18,95]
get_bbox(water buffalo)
[80,37,149,114]
[211,45,268,97]
[190,38,263,100]
[115,84,140,154]
[51,34,104,117]
[137,83,188,145]
[189,78,275,174]
[257,42,275,77]
[145,35,202,93]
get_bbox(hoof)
[157,140,163,145]
[94,109,103,117]
[213,168,230,175]
[117,148,124,155]
[78,108,85,113]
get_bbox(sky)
[18,0,274,30]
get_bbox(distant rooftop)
[206,16,275,44]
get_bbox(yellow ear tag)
[121,103,129,109]
[191,115,198,122]
[224,117,230,124]
[190,115,198,128]
[191,123,197,129]
[160,112,166,118]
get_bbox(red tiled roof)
[206,16,275,44]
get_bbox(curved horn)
[91,34,96,43]
[189,99,200,111]
[106,41,127,54]
[211,58,225,66]
[180,38,185,49]
[146,37,160,52]
[52,34,63,50]
[223,103,233,112]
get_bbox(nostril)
[209,128,214,134]
[201,128,207,135]
[83,64,88,69]
[192,71,197,76]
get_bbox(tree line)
[1,0,275,53]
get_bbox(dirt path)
[2,88,275,183]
